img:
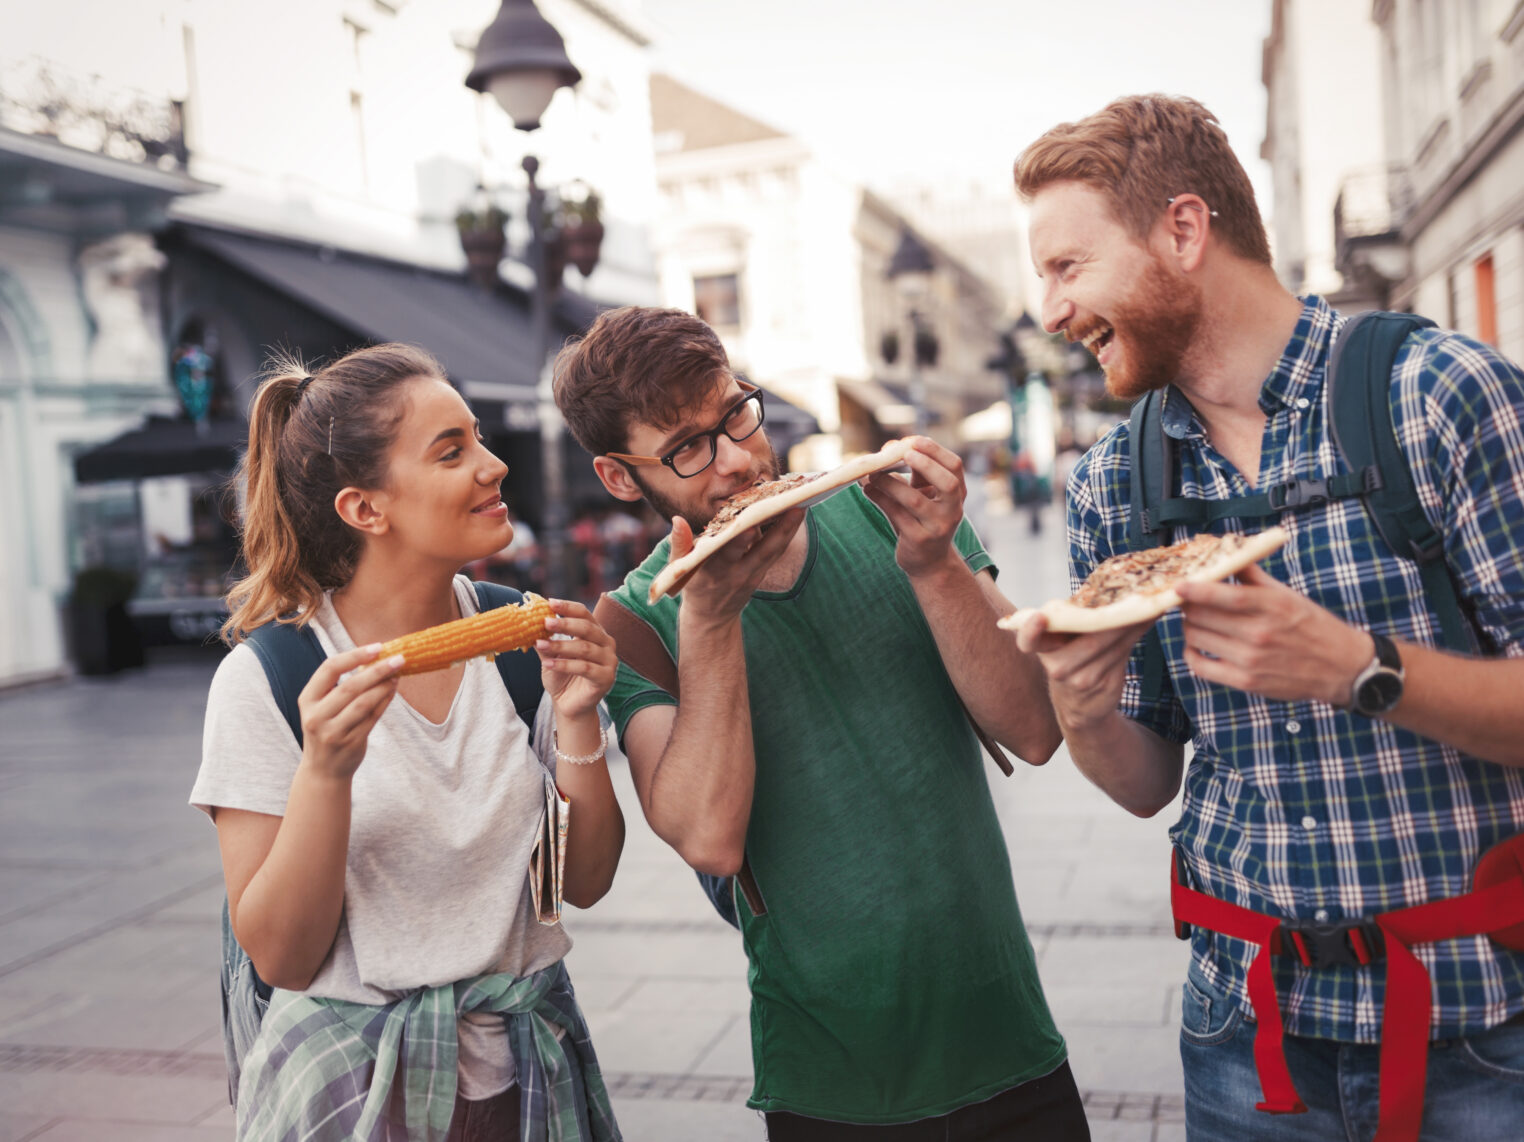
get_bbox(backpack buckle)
[1270,477,1331,510]
[1277,918,1385,968]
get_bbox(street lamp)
[886,226,936,435]
[466,0,582,600]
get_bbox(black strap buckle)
[1269,477,1332,511]
[1277,918,1385,968]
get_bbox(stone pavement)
[0,485,1190,1141]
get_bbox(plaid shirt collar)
[1159,295,1338,439]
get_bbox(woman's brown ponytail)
[221,343,448,643]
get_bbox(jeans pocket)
[1458,1015,1524,1083]
[1180,970,1245,1047]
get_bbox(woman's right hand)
[297,643,404,781]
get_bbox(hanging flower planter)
[456,204,509,289]
[556,185,604,277]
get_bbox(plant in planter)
[455,202,510,288]
[68,565,144,675]
[556,184,604,277]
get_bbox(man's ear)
[593,456,646,504]
[1159,193,1212,272]
[334,486,389,536]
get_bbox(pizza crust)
[997,526,1290,634]
[647,438,916,604]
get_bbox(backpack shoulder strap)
[243,620,327,747]
[1128,389,1170,549]
[1126,391,1174,705]
[594,592,679,696]
[1327,311,1472,652]
[473,581,545,730]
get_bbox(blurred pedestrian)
[554,307,1087,1140]
[190,344,624,1141]
[1013,94,1524,1141]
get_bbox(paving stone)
[609,1097,766,1142]
[0,1115,58,1142]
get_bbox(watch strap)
[1370,631,1402,673]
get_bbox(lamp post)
[466,0,582,600]
[886,226,936,436]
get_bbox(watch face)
[1358,670,1404,713]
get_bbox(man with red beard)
[1012,94,1524,1141]
[552,306,1087,1139]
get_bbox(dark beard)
[630,437,782,532]
[1101,257,1203,401]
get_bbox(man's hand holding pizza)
[1176,563,1374,706]
[667,508,804,629]
[1016,615,1154,733]
[860,437,968,578]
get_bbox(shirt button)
[1302,815,1318,830]
[1315,908,1330,923]
[1296,397,1311,410]
[1286,719,1302,734]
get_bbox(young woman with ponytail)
[189,343,624,1141]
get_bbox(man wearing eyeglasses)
[552,306,1085,1140]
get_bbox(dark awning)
[180,224,597,403]
[73,415,245,483]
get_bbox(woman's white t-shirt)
[190,576,571,1098]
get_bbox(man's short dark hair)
[553,306,733,457]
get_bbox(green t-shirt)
[605,486,1065,1123]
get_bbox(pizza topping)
[1071,533,1253,609]
[700,473,819,538]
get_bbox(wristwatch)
[1349,632,1404,716]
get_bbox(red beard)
[1091,257,1203,401]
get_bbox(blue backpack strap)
[229,620,327,1020]
[243,620,326,747]
[1127,392,1173,706]
[472,581,546,728]
[1327,311,1473,653]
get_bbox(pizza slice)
[997,527,1289,634]
[647,438,915,603]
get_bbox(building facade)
[1260,0,1388,302]
[1370,0,1524,359]
[648,73,1007,471]
[0,0,659,686]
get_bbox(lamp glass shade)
[488,69,562,130]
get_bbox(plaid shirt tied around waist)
[236,959,621,1142]
[1067,296,1524,1043]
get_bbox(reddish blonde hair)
[221,343,446,643]
[1014,94,1271,265]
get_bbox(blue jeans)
[1180,962,1524,1140]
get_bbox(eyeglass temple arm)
[605,451,665,466]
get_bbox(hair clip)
[327,416,335,456]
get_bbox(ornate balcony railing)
[1334,164,1413,247]
[0,58,187,169]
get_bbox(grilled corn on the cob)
[379,593,551,676]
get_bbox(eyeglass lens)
[669,394,764,476]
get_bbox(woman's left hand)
[536,599,618,718]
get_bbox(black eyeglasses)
[606,382,766,478]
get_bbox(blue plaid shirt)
[1067,296,1524,1042]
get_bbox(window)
[1475,253,1497,344]
[694,273,742,330]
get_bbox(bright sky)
[640,0,1274,207]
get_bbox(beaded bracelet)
[554,725,609,766]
